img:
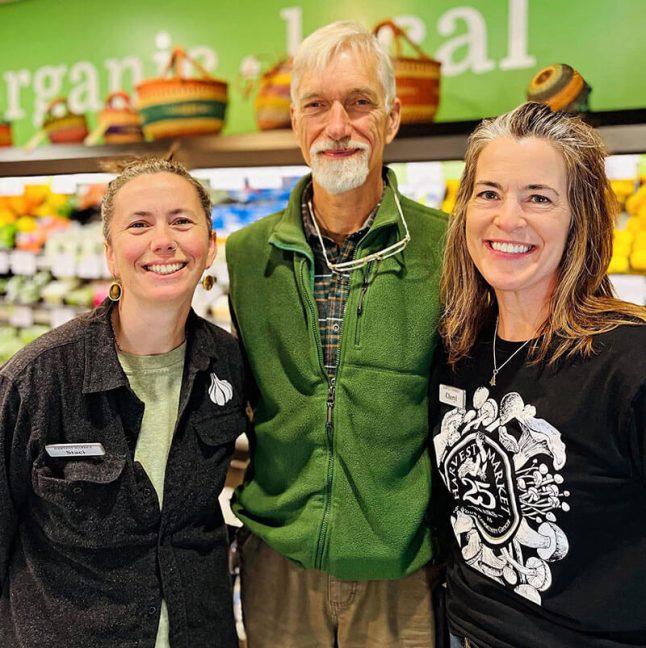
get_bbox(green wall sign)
[1,0,645,145]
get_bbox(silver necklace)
[490,317,531,386]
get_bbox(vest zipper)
[294,257,336,569]
[315,377,336,568]
[316,255,375,563]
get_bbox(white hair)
[291,21,396,111]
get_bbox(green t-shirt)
[118,342,186,648]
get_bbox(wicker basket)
[374,20,441,124]
[43,98,88,144]
[136,48,228,140]
[526,64,591,113]
[100,91,144,144]
[254,58,292,130]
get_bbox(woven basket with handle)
[101,91,144,144]
[526,64,591,113]
[136,48,228,140]
[254,58,293,131]
[43,98,88,144]
[85,91,143,145]
[374,20,441,124]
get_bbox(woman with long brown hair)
[434,102,646,647]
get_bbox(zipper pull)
[326,381,335,428]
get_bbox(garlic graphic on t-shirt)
[209,373,233,406]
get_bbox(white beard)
[309,140,371,194]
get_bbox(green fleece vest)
[227,170,447,580]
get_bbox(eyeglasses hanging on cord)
[307,187,411,275]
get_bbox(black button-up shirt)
[0,301,245,648]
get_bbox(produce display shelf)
[2,110,646,176]
[0,302,88,328]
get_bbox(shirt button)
[147,606,157,616]
[72,486,82,495]
[332,323,340,332]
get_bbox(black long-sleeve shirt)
[0,300,245,648]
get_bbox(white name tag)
[439,384,466,409]
[45,443,106,458]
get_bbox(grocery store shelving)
[0,302,87,327]
[0,110,644,311]
[3,109,646,176]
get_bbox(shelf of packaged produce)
[0,302,89,328]
[3,110,646,176]
[0,299,233,330]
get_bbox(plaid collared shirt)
[301,184,378,379]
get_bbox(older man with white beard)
[226,20,448,648]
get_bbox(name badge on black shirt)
[45,443,106,458]
[439,384,466,409]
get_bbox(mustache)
[310,139,370,155]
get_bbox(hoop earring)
[108,279,122,302]
[201,274,215,291]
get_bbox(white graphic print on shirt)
[436,386,571,606]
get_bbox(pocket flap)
[61,453,127,484]
[194,409,245,446]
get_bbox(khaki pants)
[240,533,442,648]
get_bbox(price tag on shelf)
[404,161,445,185]
[77,254,104,279]
[101,256,111,279]
[605,154,640,180]
[245,168,283,189]
[609,274,646,306]
[10,251,37,276]
[50,307,76,329]
[51,253,77,278]
[9,306,34,328]
[0,178,25,196]
[200,169,247,191]
[50,176,79,194]
[0,250,9,274]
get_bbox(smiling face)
[466,137,572,309]
[291,48,400,195]
[105,172,216,313]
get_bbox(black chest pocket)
[31,452,132,548]
[195,409,245,446]
[190,408,246,509]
